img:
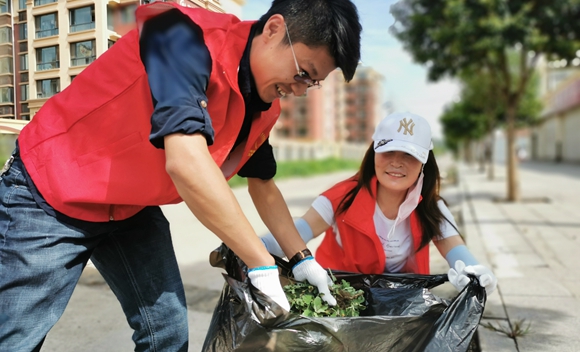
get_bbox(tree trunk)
[478,140,486,173]
[506,104,519,201]
[463,140,472,164]
[487,130,495,180]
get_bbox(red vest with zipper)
[315,176,430,274]
[18,3,280,222]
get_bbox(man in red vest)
[0,1,362,350]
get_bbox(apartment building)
[0,0,243,136]
[277,65,384,144]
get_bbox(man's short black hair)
[255,0,362,82]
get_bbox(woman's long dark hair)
[336,143,455,251]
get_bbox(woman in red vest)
[0,1,362,350]
[262,112,497,294]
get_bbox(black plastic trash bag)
[203,244,486,352]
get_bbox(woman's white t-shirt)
[311,196,459,273]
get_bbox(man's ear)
[261,14,285,43]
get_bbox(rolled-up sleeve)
[139,9,213,149]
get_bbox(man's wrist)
[288,248,312,268]
[245,250,276,269]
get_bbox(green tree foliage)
[390,0,580,201]
[442,64,542,154]
[441,100,487,154]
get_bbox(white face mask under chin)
[386,171,424,239]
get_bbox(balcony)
[71,56,95,66]
[70,22,95,33]
[36,61,59,71]
[0,106,14,116]
[0,45,11,56]
[34,0,57,6]
[37,91,58,99]
[36,28,58,39]
[0,75,13,85]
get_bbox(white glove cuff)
[247,266,290,311]
[247,266,279,288]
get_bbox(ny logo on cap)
[397,118,415,136]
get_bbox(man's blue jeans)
[0,156,189,351]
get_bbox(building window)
[18,12,27,22]
[0,57,12,74]
[121,5,137,24]
[18,24,27,40]
[108,40,115,48]
[70,6,95,33]
[0,1,10,14]
[107,6,114,31]
[71,40,96,66]
[0,87,13,103]
[35,13,58,38]
[21,72,28,82]
[19,0,27,10]
[22,103,30,113]
[36,46,59,71]
[21,84,29,101]
[0,27,12,44]
[20,54,28,71]
[34,0,57,6]
[37,78,59,98]
[19,41,28,52]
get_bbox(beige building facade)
[0,0,243,136]
[273,65,384,161]
[531,56,580,163]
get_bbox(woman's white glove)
[292,257,337,306]
[247,266,291,311]
[448,260,497,294]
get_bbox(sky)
[241,0,461,140]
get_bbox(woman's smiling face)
[375,151,422,193]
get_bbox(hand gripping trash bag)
[203,244,486,352]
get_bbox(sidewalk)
[455,160,580,352]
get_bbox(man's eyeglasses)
[284,23,321,89]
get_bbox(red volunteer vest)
[18,3,280,222]
[315,176,430,274]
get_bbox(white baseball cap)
[372,111,434,164]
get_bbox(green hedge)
[228,158,360,188]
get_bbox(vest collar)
[342,176,379,239]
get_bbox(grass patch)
[228,158,359,188]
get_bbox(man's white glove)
[448,260,497,294]
[292,257,337,306]
[247,266,291,311]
